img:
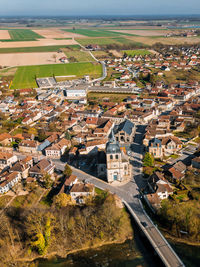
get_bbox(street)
[54,124,184,267]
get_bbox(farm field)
[123,49,151,56]
[0,29,44,42]
[76,37,144,47]
[62,28,134,37]
[127,35,200,46]
[0,45,71,54]
[0,44,80,54]
[34,28,84,39]
[11,62,102,89]
[0,38,78,48]
[0,52,67,67]
[0,30,11,40]
[112,29,168,36]
[92,50,110,59]
[63,50,95,62]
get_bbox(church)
[105,131,132,183]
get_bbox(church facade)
[106,132,132,183]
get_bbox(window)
[116,155,118,160]
[110,155,113,160]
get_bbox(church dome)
[106,142,121,154]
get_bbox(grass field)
[123,49,151,56]
[0,29,44,42]
[63,50,95,62]
[0,44,80,54]
[62,29,134,37]
[76,37,143,47]
[88,92,133,103]
[11,62,102,89]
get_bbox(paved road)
[76,40,107,83]
[54,125,185,267]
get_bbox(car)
[141,221,148,227]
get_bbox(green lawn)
[123,49,151,56]
[11,62,102,89]
[62,29,134,37]
[1,29,44,42]
[0,44,80,54]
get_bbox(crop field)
[11,62,102,89]
[0,30,11,39]
[123,49,151,56]
[76,37,143,47]
[0,29,44,42]
[0,45,70,54]
[112,29,168,36]
[0,52,67,67]
[62,29,134,37]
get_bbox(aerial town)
[0,15,200,267]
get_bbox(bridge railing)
[122,200,185,267]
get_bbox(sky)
[1,0,200,16]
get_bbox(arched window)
[110,155,113,160]
[116,155,118,159]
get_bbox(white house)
[0,172,21,194]
[0,152,18,170]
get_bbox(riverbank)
[17,237,133,266]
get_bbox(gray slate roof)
[114,119,135,135]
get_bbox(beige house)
[0,133,12,146]
[45,138,71,159]
[18,140,38,154]
[70,182,95,204]
[148,136,182,159]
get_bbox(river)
[37,221,163,267]
[36,222,199,267]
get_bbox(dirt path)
[35,189,47,206]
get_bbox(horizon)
[1,0,200,17]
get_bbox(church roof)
[114,119,135,135]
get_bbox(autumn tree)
[63,164,72,177]
[28,127,38,136]
[43,173,53,189]
[53,193,72,208]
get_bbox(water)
[170,240,200,267]
[37,222,163,267]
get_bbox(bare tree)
[52,54,57,63]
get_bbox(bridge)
[53,125,185,267]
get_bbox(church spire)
[110,128,116,143]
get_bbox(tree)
[53,193,72,208]
[43,173,52,189]
[37,130,47,142]
[52,54,57,63]
[63,164,72,177]
[143,152,154,167]
[28,127,38,136]
[65,130,71,140]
